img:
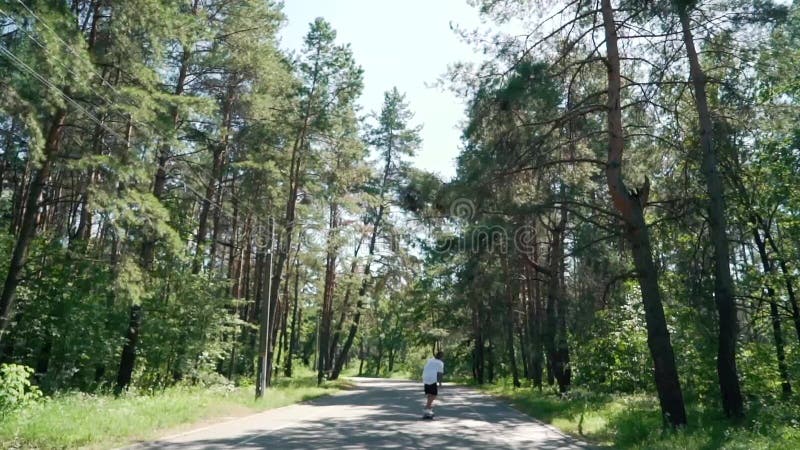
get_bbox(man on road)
[422,351,444,417]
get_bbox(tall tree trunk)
[526,246,545,389]
[330,271,366,380]
[224,188,242,379]
[278,243,299,377]
[266,249,290,385]
[265,162,300,379]
[265,58,321,377]
[505,261,521,388]
[208,187,224,273]
[472,304,485,384]
[0,109,67,343]
[544,206,571,393]
[374,337,384,376]
[764,224,800,345]
[318,201,338,385]
[677,4,744,419]
[358,340,365,376]
[256,222,274,398]
[285,256,302,377]
[114,304,142,394]
[518,326,529,380]
[330,153,393,381]
[329,307,348,371]
[113,119,144,394]
[73,117,106,245]
[270,242,293,383]
[193,82,234,274]
[10,159,29,236]
[329,248,361,371]
[240,219,256,375]
[116,37,194,392]
[301,315,314,367]
[752,225,792,395]
[487,339,495,384]
[601,0,687,427]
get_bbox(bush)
[0,364,42,417]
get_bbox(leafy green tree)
[330,87,420,380]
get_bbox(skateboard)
[422,412,435,420]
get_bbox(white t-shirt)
[422,357,444,385]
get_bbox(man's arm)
[437,371,443,386]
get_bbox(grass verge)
[483,382,800,450]
[0,375,349,450]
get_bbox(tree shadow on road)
[139,378,594,450]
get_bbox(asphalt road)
[134,378,591,450]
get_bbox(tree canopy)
[0,0,799,442]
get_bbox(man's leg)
[426,394,435,409]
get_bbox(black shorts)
[424,383,438,396]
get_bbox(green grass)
[0,375,349,450]
[483,381,800,449]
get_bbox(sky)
[279,0,486,181]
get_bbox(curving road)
[134,378,591,450]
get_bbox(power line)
[2,6,242,211]
[0,7,281,240]
[7,2,292,226]
[0,44,125,146]
[0,41,275,245]
[12,0,119,93]
[0,7,120,113]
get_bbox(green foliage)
[0,374,346,449]
[7,237,121,392]
[135,273,238,390]
[1,0,800,446]
[486,382,800,449]
[572,304,651,393]
[0,364,41,417]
